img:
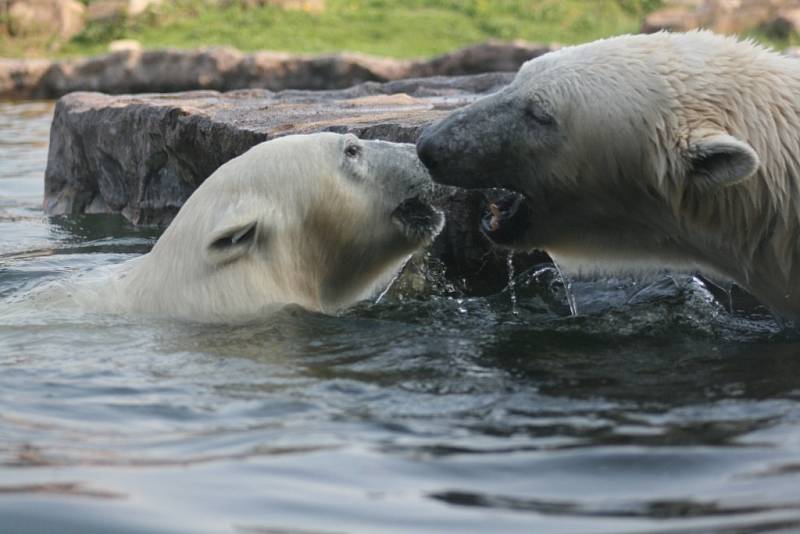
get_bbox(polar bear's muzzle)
[391,195,445,244]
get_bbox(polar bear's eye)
[345,144,361,159]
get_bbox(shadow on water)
[47,213,163,246]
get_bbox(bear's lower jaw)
[480,189,530,246]
[391,196,445,245]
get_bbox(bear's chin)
[480,189,530,246]
[391,196,445,245]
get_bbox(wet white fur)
[509,31,800,317]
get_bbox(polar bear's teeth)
[489,203,502,232]
[480,190,528,244]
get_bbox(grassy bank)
[3,0,665,59]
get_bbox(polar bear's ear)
[204,218,259,266]
[686,133,760,188]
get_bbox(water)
[1,102,800,533]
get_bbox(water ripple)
[1,102,800,533]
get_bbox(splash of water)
[701,276,734,313]
[553,261,579,317]
[374,255,412,304]
[506,251,518,315]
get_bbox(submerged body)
[418,31,800,319]
[60,133,442,322]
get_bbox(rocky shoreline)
[44,74,546,294]
[1,41,554,100]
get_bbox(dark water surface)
[1,102,800,533]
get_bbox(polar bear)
[98,133,443,321]
[417,31,800,320]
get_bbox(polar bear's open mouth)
[480,189,529,245]
[391,196,445,243]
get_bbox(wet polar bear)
[97,133,443,321]
[418,31,800,320]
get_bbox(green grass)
[2,0,667,59]
[747,29,800,51]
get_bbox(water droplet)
[553,261,578,317]
[506,251,518,315]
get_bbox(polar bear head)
[122,133,443,320]
[417,32,800,317]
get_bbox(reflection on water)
[1,102,800,533]
[0,101,51,206]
